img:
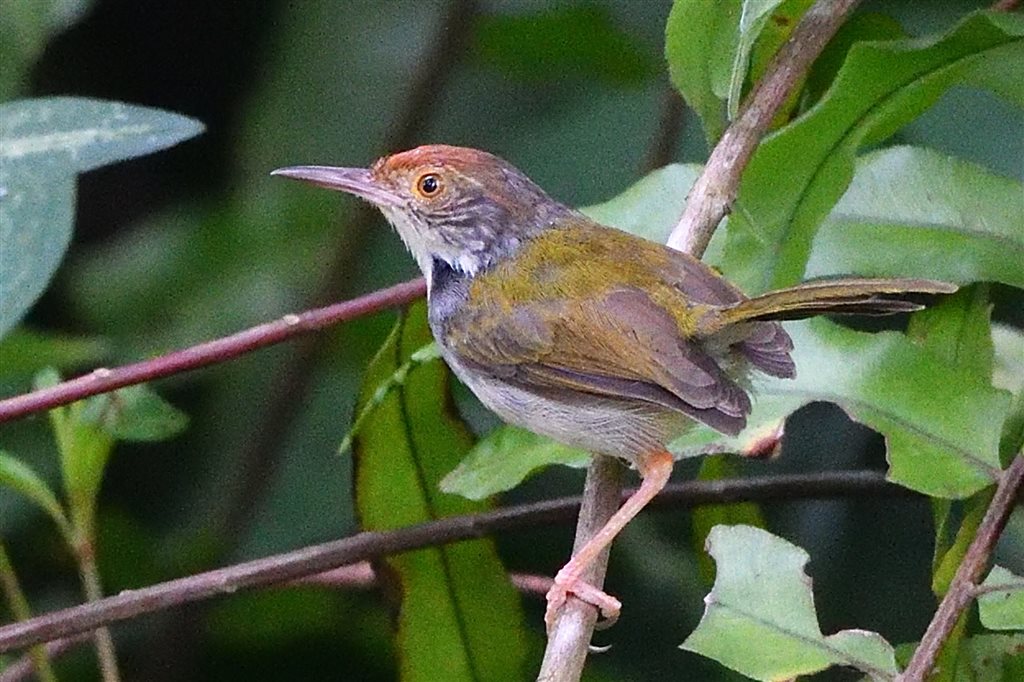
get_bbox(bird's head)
[272,145,573,285]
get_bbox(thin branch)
[541,1,861,676]
[289,562,554,596]
[898,452,1024,682]
[0,470,914,653]
[0,278,425,424]
[666,0,861,257]
[538,457,623,681]
[0,633,91,682]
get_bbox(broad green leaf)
[0,0,92,99]
[353,303,527,682]
[807,147,1024,289]
[931,491,989,598]
[0,97,204,338]
[80,384,189,442]
[721,11,1024,294]
[725,0,790,120]
[741,0,815,127]
[440,425,589,501]
[691,456,767,584]
[683,525,898,681]
[0,328,107,379]
[979,566,1024,631]
[472,5,656,86]
[666,0,741,143]
[908,286,994,385]
[0,450,69,535]
[671,319,1008,499]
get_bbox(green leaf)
[0,0,92,99]
[0,97,204,339]
[979,566,1024,631]
[807,147,1024,290]
[994,325,1024,462]
[671,319,1008,499]
[908,285,994,385]
[666,0,741,143]
[683,525,898,681]
[0,327,107,380]
[353,302,527,681]
[691,456,767,585]
[80,384,189,442]
[958,634,1024,680]
[742,0,816,127]
[721,11,1024,294]
[0,450,69,535]
[725,0,791,120]
[473,6,656,86]
[440,425,589,501]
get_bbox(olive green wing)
[444,284,751,435]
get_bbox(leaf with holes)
[353,302,527,681]
[0,97,203,339]
[683,525,898,681]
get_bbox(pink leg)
[545,450,674,631]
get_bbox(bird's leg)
[545,449,674,631]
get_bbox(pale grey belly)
[443,351,684,462]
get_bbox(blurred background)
[1,0,1021,679]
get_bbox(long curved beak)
[271,165,403,207]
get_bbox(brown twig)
[0,470,914,652]
[0,278,425,423]
[538,457,624,681]
[666,0,861,257]
[540,2,861,677]
[898,452,1024,682]
[0,633,92,682]
[289,561,554,596]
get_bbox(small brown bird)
[273,145,954,630]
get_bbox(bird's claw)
[544,568,622,633]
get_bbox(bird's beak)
[271,165,403,207]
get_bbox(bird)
[272,144,955,630]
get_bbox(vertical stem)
[0,541,58,682]
[537,457,623,681]
[76,544,121,682]
[899,451,1024,681]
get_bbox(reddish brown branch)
[898,452,1024,682]
[0,278,425,423]
[0,470,913,653]
[666,0,861,258]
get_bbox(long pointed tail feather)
[704,277,957,333]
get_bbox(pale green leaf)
[441,425,589,501]
[81,384,189,442]
[807,146,1024,289]
[671,320,1008,499]
[0,450,69,534]
[0,97,204,338]
[979,566,1024,631]
[683,525,898,681]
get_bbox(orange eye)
[415,173,442,198]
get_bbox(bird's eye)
[415,173,442,198]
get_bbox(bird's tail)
[700,277,957,335]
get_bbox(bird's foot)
[544,566,622,633]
